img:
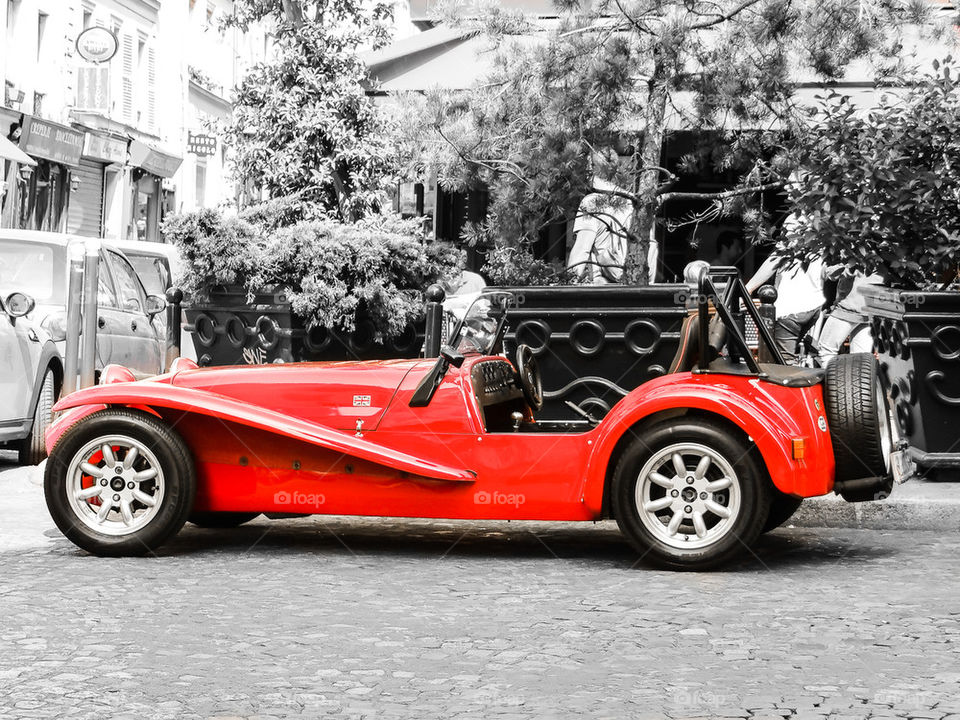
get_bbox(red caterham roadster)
[43,272,909,569]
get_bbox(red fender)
[581,372,835,514]
[51,383,476,483]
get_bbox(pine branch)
[688,0,766,29]
[658,180,784,203]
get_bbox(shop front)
[12,116,84,232]
[127,140,182,242]
[0,108,36,228]
[67,130,128,238]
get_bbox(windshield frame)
[449,290,517,355]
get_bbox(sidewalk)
[792,479,960,531]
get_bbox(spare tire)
[823,353,892,494]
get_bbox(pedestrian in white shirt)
[746,253,825,363]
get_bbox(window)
[36,11,47,62]
[108,251,144,313]
[125,254,170,297]
[97,257,118,308]
[32,91,42,116]
[82,8,92,30]
[0,240,58,303]
[6,0,17,34]
[195,163,206,208]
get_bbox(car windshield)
[453,291,515,355]
[0,240,64,305]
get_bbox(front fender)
[581,372,835,515]
[52,382,475,483]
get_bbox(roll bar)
[694,265,786,372]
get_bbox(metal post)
[757,284,778,364]
[423,284,446,358]
[164,286,183,371]
[62,243,85,396]
[79,240,100,389]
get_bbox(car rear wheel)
[44,409,195,556]
[188,512,260,528]
[612,419,771,570]
[18,369,56,466]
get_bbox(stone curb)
[791,480,960,531]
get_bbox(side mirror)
[4,291,35,318]
[145,294,166,317]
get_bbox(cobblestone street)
[2,456,959,720]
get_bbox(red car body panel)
[52,381,476,483]
[49,354,835,521]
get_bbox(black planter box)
[498,284,688,421]
[183,286,425,366]
[864,286,960,473]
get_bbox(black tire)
[188,512,260,528]
[823,353,891,485]
[611,418,771,570]
[44,408,196,556]
[18,369,55,465]
[762,490,803,533]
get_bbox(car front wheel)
[612,418,771,570]
[44,409,195,556]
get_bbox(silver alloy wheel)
[65,435,165,537]
[634,442,742,550]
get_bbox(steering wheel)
[515,344,543,412]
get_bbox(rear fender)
[581,373,834,514]
[52,383,475,483]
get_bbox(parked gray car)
[0,230,168,463]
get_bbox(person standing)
[567,179,659,284]
[745,252,825,364]
[817,269,881,366]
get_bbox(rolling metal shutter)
[67,158,105,238]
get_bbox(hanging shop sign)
[187,132,217,157]
[76,27,119,64]
[20,116,84,166]
[128,139,182,178]
[82,132,127,164]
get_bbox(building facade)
[0,0,268,241]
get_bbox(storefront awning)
[0,134,36,166]
[128,139,182,178]
[19,115,84,166]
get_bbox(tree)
[222,0,397,221]
[777,60,960,290]
[411,0,941,282]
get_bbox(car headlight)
[40,312,68,342]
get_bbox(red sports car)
[42,275,909,569]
